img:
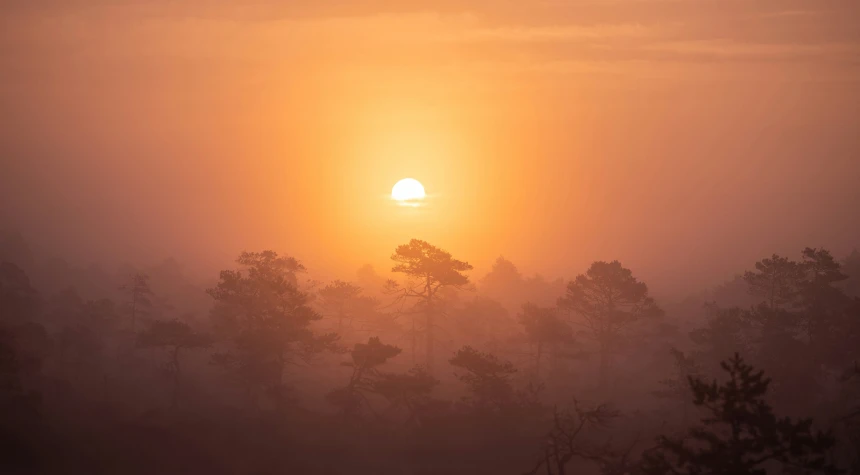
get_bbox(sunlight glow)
[391,178,426,205]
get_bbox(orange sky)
[1,0,859,295]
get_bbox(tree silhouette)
[518,303,576,382]
[0,325,42,471]
[689,304,752,375]
[317,279,384,341]
[642,353,840,475]
[743,254,804,310]
[559,261,662,391]
[653,347,701,423]
[523,399,619,475]
[327,336,401,419]
[387,239,473,373]
[371,366,440,427]
[449,345,517,410]
[480,256,566,309]
[451,297,511,353]
[137,319,211,408]
[0,262,40,324]
[797,248,849,345]
[119,272,154,333]
[208,251,339,408]
[841,250,860,299]
[318,280,362,332]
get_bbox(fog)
[1,1,860,474]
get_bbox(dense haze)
[2,0,860,296]
[1,1,860,474]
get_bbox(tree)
[653,347,701,423]
[480,256,566,310]
[137,319,211,408]
[119,272,154,333]
[326,336,401,419]
[318,280,362,332]
[0,325,42,472]
[0,262,40,324]
[797,247,849,345]
[642,354,840,475]
[558,261,662,391]
[523,400,619,475]
[841,250,860,299]
[517,303,577,382]
[388,239,473,373]
[317,280,382,338]
[743,254,804,310]
[451,297,511,352]
[371,366,440,427]
[838,360,860,472]
[57,298,119,393]
[208,251,339,408]
[449,345,517,410]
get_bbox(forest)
[2,231,859,474]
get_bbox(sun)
[391,178,426,204]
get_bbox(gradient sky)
[2,0,859,295]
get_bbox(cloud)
[642,39,860,63]
[448,23,652,43]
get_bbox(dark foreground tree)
[642,353,840,475]
[137,319,211,408]
[387,239,473,373]
[0,325,43,472]
[523,400,619,475]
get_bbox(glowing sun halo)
[391,178,426,204]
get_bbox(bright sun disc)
[391,178,426,203]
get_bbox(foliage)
[317,280,382,336]
[0,262,40,323]
[558,261,662,389]
[449,345,517,409]
[523,399,620,475]
[390,239,473,289]
[138,319,211,407]
[451,296,511,351]
[326,337,402,418]
[119,272,154,332]
[653,347,701,422]
[137,318,211,351]
[642,354,840,475]
[371,366,440,427]
[208,251,339,407]
[388,239,473,372]
[517,303,577,381]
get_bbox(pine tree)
[642,353,840,475]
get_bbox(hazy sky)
[2,0,859,295]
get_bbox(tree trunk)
[425,306,434,374]
[598,343,609,393]
[411,314,416,365]
[171,346,181,408]
[424,275,434,374]
[535,341,543,382]
[131,294,137,333]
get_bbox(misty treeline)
[2,231,860,475]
